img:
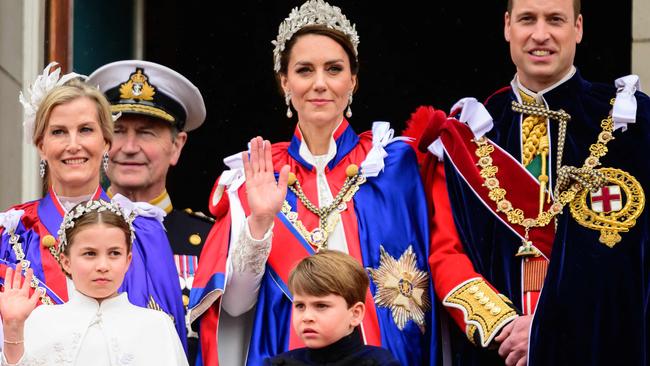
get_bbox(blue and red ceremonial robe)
[0,187,187,352]
[190,120,438,366]
[411,70,650,365]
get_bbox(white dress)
[2,291,188,366]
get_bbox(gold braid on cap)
[56,199,135,257]
[272,0,359,72]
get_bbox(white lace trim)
[231,221,273,274]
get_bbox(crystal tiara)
[271,0,359,73]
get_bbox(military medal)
[176,255,186,290]
[186,255,197,290]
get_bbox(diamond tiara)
[57,199,135,257]
[272,0,359,73]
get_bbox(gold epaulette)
[442,278,518,347]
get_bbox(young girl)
[0,200,187,366]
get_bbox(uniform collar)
[512,66,577,103]
[106,187,173,214]
[148,189,173,214]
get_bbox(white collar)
[69,290,130,312]
[297,120,342,169]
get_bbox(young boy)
[264,250,400,366]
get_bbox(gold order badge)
[570,167,645,247]
[367,246,430,333]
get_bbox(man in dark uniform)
[88,60,213,365]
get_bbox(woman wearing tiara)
[0,64,187,352]
[190,1,437,365]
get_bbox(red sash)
[439,117,555,258]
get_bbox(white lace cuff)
[231,219,273,274]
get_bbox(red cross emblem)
[590,185,623,213]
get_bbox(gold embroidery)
[442,279,517,347]
[519,92,549,166]
[110,104,174,122]
[118,68,155,101]
[368,246,430,333]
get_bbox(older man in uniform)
[89,60,213,365]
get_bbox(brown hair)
[507,0,581,20]
[62,207,132,257]
[276,25,360,93]
[32,78,114,147]
[288,250,369,308]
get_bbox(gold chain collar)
[474,100,614,256]
[281,164,366,251]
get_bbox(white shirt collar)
[297,119,342,169]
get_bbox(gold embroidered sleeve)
[442,278,518,347]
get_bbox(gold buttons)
[474,291,484,300]
[468,285,479,294]
[182,294,190,307]
[345,164,359,177]
[288,172,297,186]
[490,306,502,315]
[479,296,489,305]
[188,234,202,246]
[41,235,56,248]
